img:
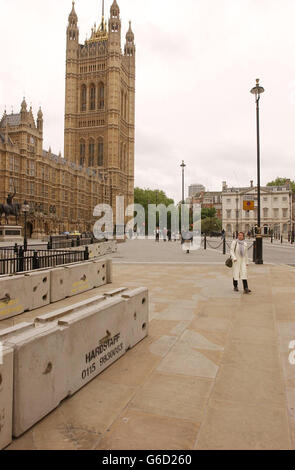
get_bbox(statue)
[0,189,21,225]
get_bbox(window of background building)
[98,139,104,166]
[81,85,87,112]
[90,85,96,111]
[99,83,104,109]
[89,139,95,166]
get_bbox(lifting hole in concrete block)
[142,323,147,330]
[43,277,48,284]
[134,312,137,320]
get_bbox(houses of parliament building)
[0,0,135,238]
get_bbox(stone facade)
[0,1,135,238]
[222,181,294,236]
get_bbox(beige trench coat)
[230,240,249,281]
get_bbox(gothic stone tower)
[64,0,135,215]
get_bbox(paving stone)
[129,373,213,422]
[195,400,291,450]
[96,409,200,450]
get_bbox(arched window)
[88,139,95,167]
[80,140,85,166]
[81,85,87,112]
[98,138,104,166]
[90,84,96,111]
[98,83,104,109]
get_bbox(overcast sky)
[1,0,295,202]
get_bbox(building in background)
[0,1,135,238]
[222,180,293,237]
[65,0,135,217]
[187,190,222,220]
[188,184,206,197]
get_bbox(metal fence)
[0,247,90,275]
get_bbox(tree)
[201,208,216,219]
[201,217,222,234]
[267,178,295,193]
[134,188,175,233]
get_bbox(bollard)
[271,235,273,244]
[253,241,256,263]
[32,251,39,270]
[223,237,226,255]
[84,246,89,261]
[204,235,207,250]
[281,236,283,244]
[18,247,24,273]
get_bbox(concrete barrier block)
[0,275,31,320]
[5,324,68,437]
[50,267,68,303]
[122,288,149,349]
[34,294,106,324]
[106,259,113,283]
[58,297,128,395]
[65,262,95,297]
[104,287,128,297]
[26,271,50,310]
[0,346,13,450]
[0,322,34,340]
[91,259,107,288]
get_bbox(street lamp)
[180,160,186,205]
[250,78,265,265]
[22,200,30,252]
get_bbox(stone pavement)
[2,262,295,450]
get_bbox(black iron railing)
[0,247,89,275]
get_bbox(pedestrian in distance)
[230,232,251,294]
[155,227,160,243]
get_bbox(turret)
[124,21,135,57]
[20,97,27,122]
[67,1,79,48]
[109,0,121,49]
[37,106,43,133]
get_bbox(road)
[110,237,295,266]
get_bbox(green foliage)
[201,208,216,219]
[267,178,295,193]
[134,188,174,208]
[134,188,175,232]
[201,217,222,234]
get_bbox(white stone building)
[222,181,294,236]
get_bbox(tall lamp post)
[250,79,265,265]
[22,200,30,252]
[180,160,186,204]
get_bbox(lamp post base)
[255,235,263,265]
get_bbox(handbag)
[225,241,237,269]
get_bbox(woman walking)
[230,232,251,294]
